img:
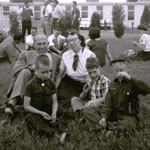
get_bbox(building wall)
[0,2,147,30]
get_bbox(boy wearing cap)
[99,55,150,135]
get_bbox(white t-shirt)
[45,4,53,17]
[61,48,96,83]
[139,34,150,52]
[47,34,66,47]
[25,34,34,50]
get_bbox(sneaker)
[4,103,14,114]
[59,132,67,144]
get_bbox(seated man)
[5,33,61,114]
[47,27,67,55]
[133,27,150,60]
[0,33,23,63]
[55,30,96,105]
[25,26,37,50]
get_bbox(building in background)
[0,0,149,29]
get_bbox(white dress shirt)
[61,48,96,83]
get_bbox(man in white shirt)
[52,0,63,29]
[133,27,150,60]
[44,1,53,37]
[47,27,66,55]
[25,26,37,50]
[55,30,96,101]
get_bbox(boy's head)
[86,57,102,81]
[34,54,51,80]
[111,55,130,78]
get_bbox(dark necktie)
[72,54,79,71]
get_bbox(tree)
[89,12,101,29]
[9,10,21,35]
[112,5,125,38]
[140,6,150,28]
[59,11,72,37]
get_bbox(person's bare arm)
[55,60,66,88]
[106,44,113,64]
[51,94,58,120]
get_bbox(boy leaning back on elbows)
[99,55,150,136]
[23,54,66,143]
[71,57,110,114]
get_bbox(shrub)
[9,10,21,35]
[112,5,125,38]
[90,12,101,29]
[59,11,72,37]
[140,6,150,27]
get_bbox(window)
[96,6,103,19]
[3,6,10,16]
[66,6,72,12]
[81,6,88,18]
[128,5,134,20]
[34,6,41,20]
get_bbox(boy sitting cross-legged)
[71,57,110,116]
[24,54,66,143]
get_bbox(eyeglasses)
[67,38,78,43]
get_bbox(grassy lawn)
[0,31,150,150]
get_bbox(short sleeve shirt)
[24,76,56,114]
[139,34,150,52]
[45,4,53,17]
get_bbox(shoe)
[4,103,14,114]
[59,132,67,145]
[106,130,114,138]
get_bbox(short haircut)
[34,54,50,69]
[13,33,23,41]
[67,29,85,47]
[33,33,47,43]
[88,27,100,39]
[86,57,100,70]
[31,26,38,31]
[73,1,77,6]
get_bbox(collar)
[89,75,105,84]
[71,47,84,57]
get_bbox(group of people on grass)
[1,28,149,143]
[0,0,150,144]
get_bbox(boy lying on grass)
[98,55,150,136]
[23,54,66,143]
[71,57,110,116]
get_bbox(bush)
[9,10,21,35]
[112,5,125,38]
[59,11,72,37]
[90,12,101,29]
[140,6,150,27]
[137,24,147,31]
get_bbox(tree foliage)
[112,5,125,38]
[59,11,72,37]
[140,6,150,27]
[9,10,21,35]
[89,12,101,29]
